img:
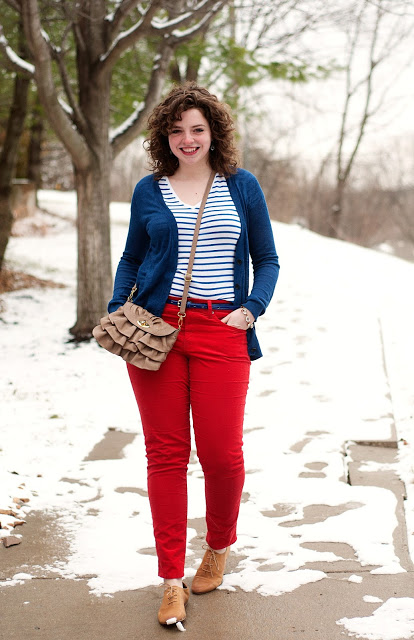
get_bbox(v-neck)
[164,176,204,210]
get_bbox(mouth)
[180,147,199,156]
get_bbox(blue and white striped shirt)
[159,173,241,301]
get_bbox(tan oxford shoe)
[158,583,189,626]
[191,546,230,594]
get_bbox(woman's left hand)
[220,308,254,331]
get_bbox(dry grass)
[0,268,66,294]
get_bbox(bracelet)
[240,306,254,329]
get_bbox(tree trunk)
[69,47,113,339]
[0,192,14,272]
[19,0,226,337]
[27,96,44,197]
[71,159,113,339]
[327,178,346,239]
[0,72,31,271]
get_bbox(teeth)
[182,148,197,152]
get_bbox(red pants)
[127,300,250,578]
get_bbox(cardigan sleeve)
[107,181,150,313]
[241,172,280,321]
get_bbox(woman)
[108,82,279,627]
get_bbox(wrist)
[240,306,254,329]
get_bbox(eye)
[194,128,205,133]
[170,129,181,134]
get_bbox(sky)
[240,1,414,184]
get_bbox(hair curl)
[144,83,239,178]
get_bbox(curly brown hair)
[144,82,239,178]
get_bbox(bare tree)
[0,0,228,338]
[328,0,414,238]
[0,16,33,271]
[27,95,44,195]
[170,0,332,110]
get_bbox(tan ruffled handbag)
[92,171,215,371]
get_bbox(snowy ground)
[1,190,414,639]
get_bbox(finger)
[228,323,247,331]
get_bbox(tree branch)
[62,0,87,54]
[365,0,414,17]
[343,1,383,182]
[4,0,20,10]
[107,0,143,39]
[0,23,34,76]
[151,0,226,35]
[52,47,89,135]
[111,39,175,157]
[98,0,227,78]
[21,0,91,170]
[168,0,228,43]
[110,1,228,156]
[96,0,164,78]
[336,2,365,182]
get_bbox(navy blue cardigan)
[108,168,280,360]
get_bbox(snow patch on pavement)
[337,597,414,639]
[1,193,414,599]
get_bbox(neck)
[173,163,212,182]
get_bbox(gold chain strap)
[127,285,137,302]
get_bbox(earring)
[169,149,173,155]
[210,143,215,151]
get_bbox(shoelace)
[159,585,186,632]
[200,545,220,576]
[161,584,179,606]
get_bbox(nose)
[182,130,194,144]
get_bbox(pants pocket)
[210,311,246,334]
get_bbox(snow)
[99,20,144,64]
[40,29,50,45]
[172,15,213,40]
[0,32,35,75]
[337,598,414,640]
[57,97,74,117]
[104,0,123,22]
[376,242,395,255]
[152,12,193,31]
[363,596,383,604]
[110,102,144,142]
[1,191,414,636]
[151,1,222,37]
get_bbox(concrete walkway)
[1,427,413,640]
[2,201,414,639]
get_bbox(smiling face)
[168,108,212,169]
